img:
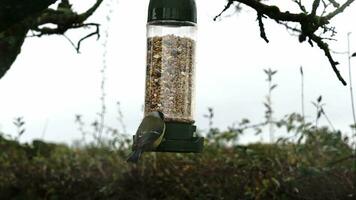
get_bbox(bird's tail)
[126,150,142,163]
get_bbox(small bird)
[127,111,165,163]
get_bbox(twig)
[257,13,269,43]
[324,0,355,20]
[321,108,336,132]
[63,34,79,53]
[328,0,340,8]
[78,0,104,21]
[347,33,356,132]
[279,21,301,33]
[309,34,347,85]
[292,0,307,13]
[300,66,305,122]
[330,50,348,54]
[76,23,100,53]
[214,0,234,21]
[35,23,100,53]
[320,0,331,17]
[116,102,127,134]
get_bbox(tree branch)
[309,34,346,85]
[0,0,57,32]
[214,1,234,21]
[328,0,341,7]
[78,0,104,21]
[216,0,354,86]
[292,0,307,13]
[0,0,105,79]
[257,13,269,43]
[0,25,28,78]
[76,23,101,53]
[32,0,104,34]
[311,0,321,16]
[325,0,354,20]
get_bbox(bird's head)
[150,111,165,120]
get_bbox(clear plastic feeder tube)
[144,21,197,123]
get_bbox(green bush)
[0,127,354,200]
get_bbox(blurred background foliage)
[0,69,355,200]
[0,105,356,200]
[0,121,354,200]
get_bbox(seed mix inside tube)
[145,35,195,123]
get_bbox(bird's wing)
[135,115,165,136]
[135,131,162,151]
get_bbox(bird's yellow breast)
[153,123,166,148]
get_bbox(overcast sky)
[0,0,356,144]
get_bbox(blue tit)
[127,111,165,163]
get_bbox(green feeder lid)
[148,0,197,23]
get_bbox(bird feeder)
[144,0,203,152]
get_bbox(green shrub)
[0,127,354,200]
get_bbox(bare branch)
[0,0,57,32]
[309,34,347,85]
[76,23,100,53]
[292,0,307,13]
[328,0,340,7]
[320,0,331,16]
[63,34,79,53]
[214,1,234,21]
[33,23,100,53]
[311,0,321,16]
[279,22,301,34]
[31,0,104,34]
[78,0,104,21]
[257,13,269,43]
[217,0,306,22]
[29,0,104,53]
[325,0,355,20]
[215,0,354,85]
[0,0,105,79]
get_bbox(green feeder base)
[155,122,204,153]
[134,122,204,153]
